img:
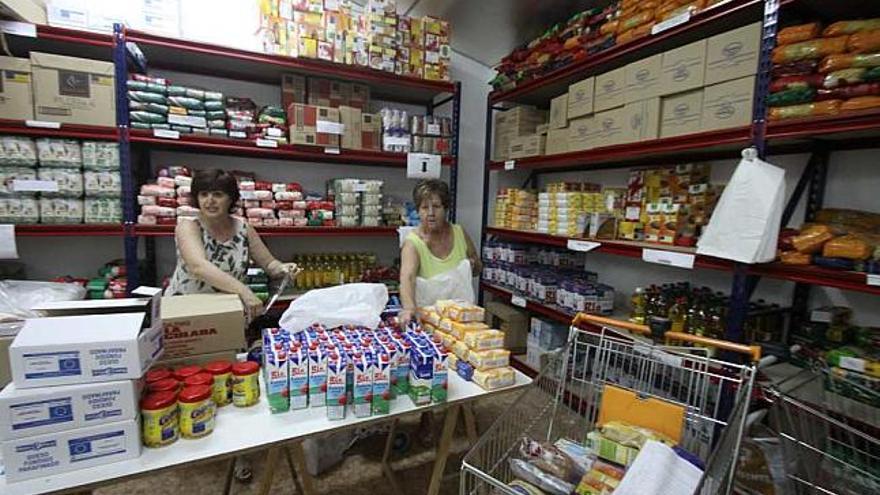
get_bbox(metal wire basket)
[460,314,760,495]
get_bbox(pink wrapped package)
[263,218,280,227]
[174,175,192,187]
[260,200,277,209]
[177,196,192,206]
[278,209,306,219]
[138,214,157,225]
[140,184,175,198]
[293,217,308,227]
[292,200,307,209]
[157,177,175,189]
[272,183,288,193]
[142,205,176,216]
[278,217,295,226]
[248,217,263,226]
[239,180,256,191]
[274,191,303,201]
[246,208,275,219]
[177,186,191,197]
[275,201,293,210]
[243,200,260,209]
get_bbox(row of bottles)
[291,253,378,291]
[630,283,784,343]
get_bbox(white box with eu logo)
[30,51,116,127]
[9,312,163,389]
[0,380,139,441]
[2,419,140,482]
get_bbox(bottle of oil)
[630,287,646,324]
[669,297,686,333]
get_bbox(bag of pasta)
[772,36,848,64]
[824,18,880,37]
[778,22,821,46]
[822,234,874,260]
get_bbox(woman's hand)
[398,308,415,327]
[239,289,264,320]
[268,261,301,283]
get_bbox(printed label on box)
[10,398,74,430]
[23,352,82,379]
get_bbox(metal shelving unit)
[134,225,400,238]
[479,0,880,350]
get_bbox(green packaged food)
[131,122,152,129]
[126,80,149,91]
[129,101,169,114]
[129,111,167,124]
[185,88,205,99]
[167,96,204,110]
[128,91,167,104]
[208,119,227,129]
[87,277,108,291]
[865,66,880,80]
[206,110,226,120]
[248,283,268,293]
[187,110,207,117]
[767,87,816,107]
[825,68,867,87]
[167,85,187,96]
[151,123,171,130]
[204,91,223,101]
[204,100,224,111]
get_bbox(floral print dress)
[165,218,250,295]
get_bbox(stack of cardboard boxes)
[158,294,246,367]
[526,317,567,372]
[493,106,548,162]
[0,288,164,482]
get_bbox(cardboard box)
[1,0,47,24]
[288,104,341,147]
[30,52,115,126]
[568,77,595,119]
[660,40,707,95]
[155,350,238,369]
[620,97,661,144]
[594,107,626,148]
[339,105,363,149]
[361,112,382,151]
[32,286,162,330]
[567,115,598,152]
[10,313,163,389]
[2,419,140,482]
[508,134,545,159]
[660,89,704,138]
[705,22,761,86]
[0,56,34,120]
[549,93,569,129]
[0,380,139,440]
[594,67,627,112]
[625,54,663,103]
[485,302,528,353]
[546,127,569,155]
[702,76,755,132]
[282,73,307,110]
[160,294,245,360]
[0,333,12,389]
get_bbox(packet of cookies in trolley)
[289,342,309,409]
[326,351,346,420]
[308,344,327,407]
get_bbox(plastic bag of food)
[657,1,704,22]
[778,22,821,46]
[616,11,653,33]
[600,421,677,448]
[771,60,820,78]
[600,20,619,36]
[767,87,816,106]
[792,226,834,254]
[769,74,825,92]
[824,18,880,37]
[508,458,575,495]
[820,53,880,73]
[841,95,880,112]
[822,234,873,260]
[772,36,848,64]
[617,23,654,44]
[768,100,842,120]
[823,68,868,88]
[866,66,880,81]
[780,251,812,265]
[519,437,579,483]
[817,82,880,101]
[848,30,880,54]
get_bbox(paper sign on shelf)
[0,21,36,38]
[324,147,341,154]
[0,225,18,259]
[867,274,880,287]
[317,120,345,135]
[651,11,691,35]
[427,123,441,136]
[406,153,442,179]
[25,120,61,129]
[266,127,284,138]
[642,249,695,269]
[839,356,866,373]
[511,295,527,308]
[153,129,179,140]
[567,239,601,252]
[504,160,516,170]
[384,136,410,146]
[256,139,278,148]
[12,180,59,193]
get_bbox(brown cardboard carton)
[0,56,34,120]
[595,67,627,111]
[508,134,545,159]
[485,301,528,353]
[546,127,569,155]
[160,294,246,359]
[705,22,761,86]
[624,54,663,103]
[620,98,661,144]
[701,76,755,132]
[568,77,595,119]
[549,93,569,129]
[594,107,626,148]
[156,350,238,369]
[567,115,597,152]
[660,40,707,95]
[281,73,306,110]
[339,105,363,149]
[361,112,382,151]
[0,333,13,389]
[660,89,704,138]
[30,52,115,126]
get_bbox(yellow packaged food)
[824,18,880,37]
[769,100,842,120]
[464,329,506,351]
[468,349,511,371]
[438,317,455,333]
[600,420,676,448]
[448,303,486,322]
[792,228,835,254]
[777,22,821,46]
[418,307,441,326]
[452,340,470,360]
[771,36,849,64]
[822,234,873,260]
[472,366,516,390]
[447,352,460,370]
[449,320,489,340]
[847,30,880,54]
[841,96,880,112]
[780,251,812,265]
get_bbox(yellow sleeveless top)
[406,224,468,279]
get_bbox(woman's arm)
[463,229,483,276]
[246,224,300,281]
[398,239,420,325]
[177,220,253,296]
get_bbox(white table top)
[1,370,531,495]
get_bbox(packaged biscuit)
[448,320,489,340]
[468,349,511,371]
[472,366,515,390]
[463,329,505,351]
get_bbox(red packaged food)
[254,181,272,191]
[771,60,820,79]
[769,74,826,93]
[156,197,178,208]
[816,82,880,101]
[156,216,177,226]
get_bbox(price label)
[427,123,441,136]
[229,131,247,139]
[810,310,831,324]
[406,152,442,179]
[324,147,341,155]
[0,21,36,38]
[839,356,866,373]
[266,127,283,137]
[256,138,278,148]
[153,129,179,140]
[12,180,58,193]
[567,239,601,252]
[317,120,345,135]
[651,10,691,35]
[504,160,516,171]
[868,274,880,286]
[384,136,410,146]
[511,295,527,308]
[642,249,695,269]
[25,120,61,129]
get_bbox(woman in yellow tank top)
[399,180,482,325]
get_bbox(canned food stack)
[128,75,227,137]
[420,300,516,391]
[329,178,384,227]
[410,115,454,156]
[138,166,193,226]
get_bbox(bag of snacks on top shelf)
[0,137,37,167]
[792,225,835,254]
[823,18,880,37]
[771,36,849,64]
[767,87,816,106]
[817,82,880,101]
[822,234,874,260]
[777,22,822,46]
[841,95,880,112]
[847,30,880,54]
[819,53,880,73]
[768,100,842,120]
[780,250,812,265]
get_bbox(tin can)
[148,378,180,394]
[232,361,261,407]
[173,365,202,382]
[141,391,179,447]
[178,385,215,439]
[183,372,214,388]
[204,361,233,407]
[145,368,172,386]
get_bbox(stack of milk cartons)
[403,321,449,406]
[0,292,164,482]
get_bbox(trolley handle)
[573,313,763,363]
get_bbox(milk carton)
[289,343,309,409]
[352,352,373,418]
[431,347,449,403]
[326,352,346,420]
[393,339,411,396]
[345,346,356,404]
[380,342,398,399]
[372,352,392,415]
[408,347,433,406]
[263,345,290,414]
[308,344,327,407]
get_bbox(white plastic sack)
[697,149,785,264]
[415,259,475,307]
[279,283,388,333]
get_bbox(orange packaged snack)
[768,100,842,120]
[792,226,835,254]
[777,23,822,46]
[841,96,880,112]
[617,11,654,34]
[601,20,620,36]
[772,36,849,64]
[847,30,880,54]
[819,53,880,73]
[617,23,655,44]
[780,251,812,265]
[822,235,873,260]
[657,1,705,22]
[823,19,880,37]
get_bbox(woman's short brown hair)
[191,169,240,213]
[413,179,450,209]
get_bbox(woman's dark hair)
[413,179,450,209]
[191,169,239,213]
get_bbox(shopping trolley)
[766,366,880,494]
[460,313,762,495]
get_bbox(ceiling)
[400,0,612,67]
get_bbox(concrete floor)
[94,393,518,495]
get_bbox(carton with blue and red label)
[326,352,347,420]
